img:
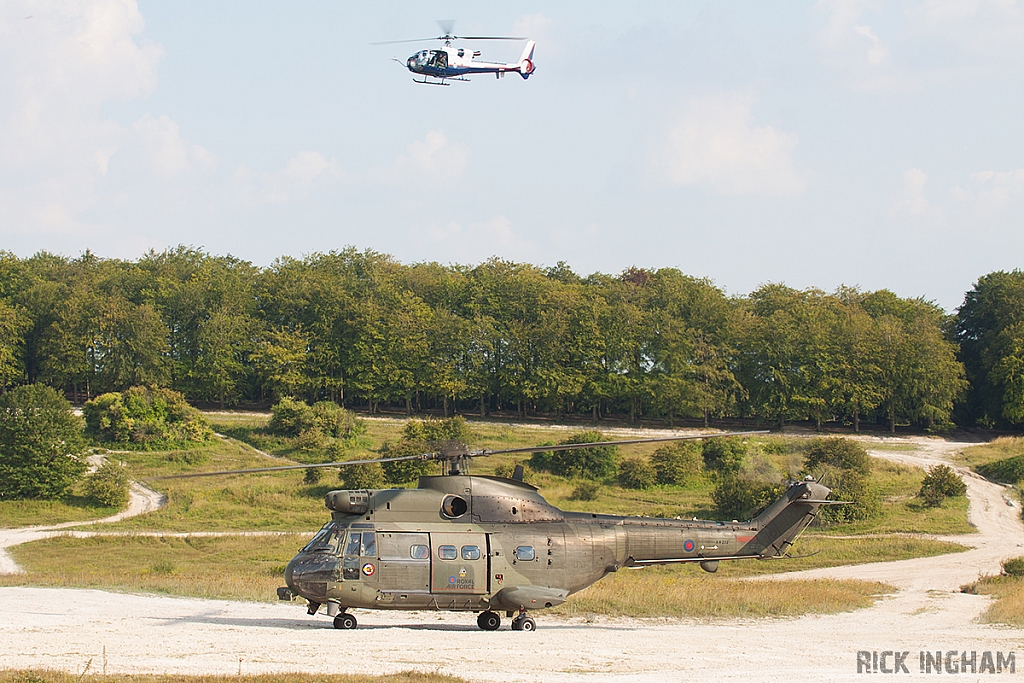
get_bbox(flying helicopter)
[372,20,536,85]
[154,429,843,632]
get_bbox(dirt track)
[2,436,1024,681]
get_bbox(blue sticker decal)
[448,575,457,584]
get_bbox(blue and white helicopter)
[373,21,536,86]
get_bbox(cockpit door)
[341,530,378,585]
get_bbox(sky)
[1,1,1023,311]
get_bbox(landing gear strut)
[510,608,536,631]
[333,612,357,630]
[476,611,501,631]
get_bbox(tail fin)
[745,480,832,558]
[517,40,536,79]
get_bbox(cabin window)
[515,546,535,561]
[461,545,481,560]
[438,545,458,560]
[410,544,429,559]
[361,532,376,557]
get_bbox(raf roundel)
[362,563,375,577]
[683,539,695,553]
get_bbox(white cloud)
[891,168,943,222]
[911,0,1024,57]
[368,130,469,185]
[232,152,341,207]
[0,0,165,236]
[950,168,1024,216]
[819,0,891,66]
[657,94,811,197]
[415,216,541,263]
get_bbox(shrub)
[651,442,703,485]
[377,417,468,484]
[295,427,328,453]
[702,437,747,473]
[530,430,618,480]
[84,387,211,445]
[339,462,387,490]
[494,461,531,481]
[268,397,314,436]
[712,453,785,520]
[1002,556,1024,577]
[85,460,130,508]
[311,400,364,440]
[618,457,656,489]
[0,384,86,499]
[570,481,600,501]
[303,467,323,485]
[804,438,871,476]
[918,464,967,507]
[976,455,1024,485]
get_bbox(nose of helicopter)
[284,551,339,603]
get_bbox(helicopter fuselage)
[404,41,536,82]
[283,474,830,622]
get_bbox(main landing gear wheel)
[476,611,501,631]
[333,613,357,630]
[511,615,536,631]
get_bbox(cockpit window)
[344,531,362,556]
[302,523,341,553]
[361,532,376,557]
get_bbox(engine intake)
[325,489,370,515]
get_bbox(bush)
[339,462,387,490]
[651,442,703,485]
[530,430,618,480]
[976,455,1024,485]
[295,427,328,453]
[311,401,364,440]
[802,438,876,523]
[712,453,785,520]
[918,464,967,507]
[0,384,86,499]
[804,438,871,476]
[85,460,130,508]
[618,457,657,489]
[268,397,314,436]
[1002,556,1024,577]
[702,437,748,473]
[494,461,531,481]
[570,481,600,501]
[303,467,323,485]
[376,417,468,484]
[84,387,212,445]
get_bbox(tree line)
[0,247,1019,431]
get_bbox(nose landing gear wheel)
[476,611,501,631]
[511,615,536,631]
[333,613,357,630]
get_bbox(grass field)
[0,672,463,683]
[958,437,1024,469]
[0,494,120,529]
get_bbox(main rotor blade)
[481,430,770,456]
[454,36,527,41]
[144,452,437,480]
[369,37,439,46]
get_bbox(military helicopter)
[372,20,536,85]
[155,429,842,632]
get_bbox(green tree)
[0,384,86,499]
[530,430,618,480]
[617,456,656,489]
[650,442,703,485]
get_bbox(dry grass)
[0,534,306,602]
[554,566,892,618]
[0,672,463,683]
[963,574,1024,627]
[958,437,1024,470]
[0,495,119,529]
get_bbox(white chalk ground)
[2,436,1024,681]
